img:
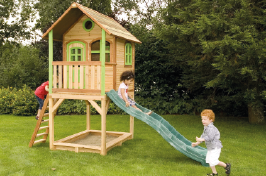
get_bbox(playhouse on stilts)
[29,2,141,155]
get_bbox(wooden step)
[41,119,49,123]
[33,139,46,144]
[43,113,49,117]
[36,132,48,137]
[39,126,49,130]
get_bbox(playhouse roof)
[42,2,141,43]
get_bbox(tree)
[0,0,33,46]
[154,0,266,123]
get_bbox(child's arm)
[45,85,49,92]
[128,93,134,100]
[121,88,130,107]
[191,141,201,147]
[196,136,205,142]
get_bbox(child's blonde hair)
[201,109,215,122]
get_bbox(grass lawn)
[0,114,265,176]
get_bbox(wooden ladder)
[29,95,50,147]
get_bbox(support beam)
[49,95,55,150]
[52,99,65,113]
[130,116,134,139]
[101,97,107,155]
[88,100,102,116]
[85,101,91,130]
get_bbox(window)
[91,40,110,62]
[70,47,83,61]
[125,43,132,65]
[83,18,94,32]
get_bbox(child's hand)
[196,136,203,142]
[126,101,130,107]
[191,142,199,147]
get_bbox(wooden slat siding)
[91,65,95,89]
[53,65,57,88]
[85,66,89,89]
[97,65,101,89]
[74,65,78,89]
[53,61,101,66]
[64,65,67,88]
[69,65,73,89]
[59,65,63,88]
[80,65,84,89]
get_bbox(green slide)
[106,89,208,167]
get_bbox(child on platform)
[118,70,152,115]
[191,109,231,176]
[34,81,49,120]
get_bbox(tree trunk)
[248,103,265,124]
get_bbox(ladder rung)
[41,119,49,123]
[36,133,48,137]
[43,113,49,117]
[39,126,49,130]
[33,139,46,144]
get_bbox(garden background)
[1,0,266,122]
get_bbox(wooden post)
[85,101,91,130]
[49,95,55,150]
[130,115,134,139]
[100,96,107,155]
[49,30,53,94]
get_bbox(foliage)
[153,0,266,121]
[0,85,38,116]
[0,44,48,89]
[0,0,33,45]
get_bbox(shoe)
[207,173,218,176]
[225,163,231,175]
[35,116,39,120]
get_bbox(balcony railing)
[52,61,101,93]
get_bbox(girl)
[34,81,49,120]
[118,70,152,115]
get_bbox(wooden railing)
[52,61,101,93]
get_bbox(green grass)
[0,114,265,175]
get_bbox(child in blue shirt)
[192,109,231,176]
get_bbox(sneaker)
[207,173,218,176]
[225,163,231,175]
[35,116,39,120]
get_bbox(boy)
[192,109,231,176]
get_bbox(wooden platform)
[53,130,133,153]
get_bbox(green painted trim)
[91,50,100,53]
[66,41,86,61]
[100,29,106,95]
[49,30,53,94]
[83,18,95,32]
[125,43,132,65]
[70,47,83,61]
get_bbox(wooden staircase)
[29,96,50,147]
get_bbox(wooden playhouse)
[29,2,141,155]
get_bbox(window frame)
[83,18,95,32]
[70,47,83,61]
[125,43,132,66]
[91,40,111,62]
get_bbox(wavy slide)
[106,89,208,167]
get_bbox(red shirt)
[35,81,49,99]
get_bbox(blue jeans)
[35,95,46,110]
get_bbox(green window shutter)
[125,43,132,65]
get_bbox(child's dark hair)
[120,70,135,81]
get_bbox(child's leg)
[210,166,218,174]
[131,105,142,112]
[218,161,226,168]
